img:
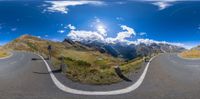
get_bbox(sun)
[96,24,107,36]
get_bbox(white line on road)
[38,54,157,95]
[0,52,13,59]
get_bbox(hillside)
[0,47,10,58]
[3,35,144,84]
[180,46,200,58]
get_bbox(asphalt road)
[0,52,200,99]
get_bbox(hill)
[0,47,10,58]
[3,35,144,84]
[180,45,200,58]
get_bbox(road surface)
[0,52,200,99]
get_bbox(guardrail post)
[59,56,67,74]
[47,45,52,60]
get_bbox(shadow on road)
[33,69,62,74]
[31,58,49,61]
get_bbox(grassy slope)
[0,47,10,58]
[180,49,200,58]
[4,35,144,84]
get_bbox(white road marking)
[38,54,157,95]
[0,52,13,59]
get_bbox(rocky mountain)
[192,45,200,50]
[66,39,186,60]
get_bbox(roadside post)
[59,56,67,73]
[47,45,52,60]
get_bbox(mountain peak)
[19,34,32,39]
[63,38,75,45]
[17,34,41,41]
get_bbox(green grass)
[59,57,144,85]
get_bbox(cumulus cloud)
[66,24,184,47]
[139,32,147,36]
[152,1,173,10]
[128,38,184,47]
[67,24,137,44]
[96,25,107,37]
[45,35,48,37]
[58,30,65,34]
[37,36,41,38]
[117,25,136,39]
[106,25,136,43]
[67,24,76,30]
[11,28,17,31]
[116,17,124,21]
[45,1,104,14]
[68,30,105,42]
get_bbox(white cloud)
[58,30,65,34]
[68,30,105,42]
[126,38,184,48]
[116,17,124,21]
[11,28,17,31]
[67,24,76,30]
[45,35,48,37]
[66,24,184,48]
[67,24,106,42]
[96,24,107,37]
[45,1,104,14]
[152,1,173,10]
[139,32,147,36]
[67,24,136,44]
[104,25,136,44]
[115,25,136,41]
[37,36,41,38]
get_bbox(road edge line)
[37,54,157,95]
[0,52,13,59]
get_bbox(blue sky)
[0,0,200,49]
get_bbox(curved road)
[0,52,200,99]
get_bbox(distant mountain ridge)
[64,38,186,60]
[3,34,185,61]
[192,45,200,50]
